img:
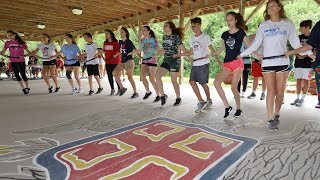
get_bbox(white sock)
[301,94,306,100]
[297,94,301,99]
[253,91,256,94]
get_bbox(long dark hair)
[65,33,76,44]
[226,12,246,31]
[7,30,25,45]
[165,21,184,40]
[121,27,130,39]
[42,34,51,43]
[105,29,117,42]
[143,26,156,38]
[264,0,287,21]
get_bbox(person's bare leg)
[170,72,180,98]
[42,66,50,87]
[263,72,276,120]
[155,67,168,96]
[88,75,93,90]
[213,68,232,108]
[73,66,82,89]
[296,79,302,98]
[113,64,124,89]
[231,68,244,109]
[275,72,288,115]
[66,66,74,89]
[190,80,203,101]
[148,66,159,96]
[49,65,59,88]
[140,64,149,92]
[94,75,102,88]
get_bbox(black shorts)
[65,61,80,67]
[160,57,180,72]
[43,59,57,66]
[190,64,210,84]
[142,63,157,67]
[262,65,290,73]
[87,64,100,76]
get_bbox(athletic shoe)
[260,92,265,100]
[71,88,77,95]
[77,87,83,94]
[48,86,53,94]
[54,87,61,93]
[234,109,243,117]
[247,92,256,99]
[26,88,30,94]
[240,91,245,98]
[290,99,300,105]
[110,89,115,96]
[315,103,320,109]
[274,114,280,125]
[88,90,94,96]
[96,87,103,94]
[0,78,3,80]
[131,93,139,99]
[22,88,28,95]
[204,99,213,110]
[173,98,182,106]
[119,88,127,96]
[143,91,152,100]
[195,101,206,113]
[153,96,161,102]
[267,120,278,131]
[223,106,233,118]
[296,99,304,107]
[161,94,168,106]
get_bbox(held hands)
[284,50,295,58]
[309,54,316,62]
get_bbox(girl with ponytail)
[129,26,160,101]
[0,30,31,95]
[212,11,253,119]
[154,21,188,106]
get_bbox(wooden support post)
[218,5,228,15]
[115,25,123,37]
[178,4,185,85]
[148,18,156,25]
[92,31,99,41]
[239,0,246,16]
[313,0,320,5]
[184,9,202,30]
[75,35,81,44]
[245,0,267,24]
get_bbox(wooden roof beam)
[245,0,267,24]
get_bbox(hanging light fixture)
[72,7,83,15]
[37,23,45,29]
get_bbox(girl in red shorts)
[213,12,253,118]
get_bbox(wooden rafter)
[245,0,267,24]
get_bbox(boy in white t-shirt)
[82,32,103,96]
[175,17,222,112]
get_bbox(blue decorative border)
[35,117,259,180]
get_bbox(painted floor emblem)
[35,118,259,180]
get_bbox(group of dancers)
[0,0,319,131]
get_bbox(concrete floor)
[0,77,319,180]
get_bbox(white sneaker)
[195,101,206,113]
[240,91,245,98]
[204,99,213,110]
[77,87,83,94]
[71,88,77,95]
